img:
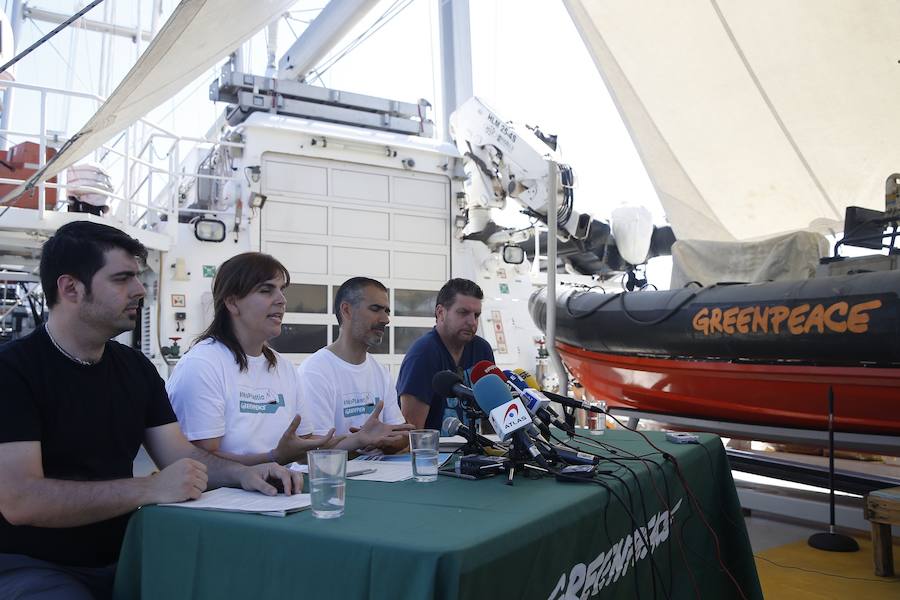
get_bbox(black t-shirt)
[0,326,176,567]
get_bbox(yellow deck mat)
[755,534,900,599]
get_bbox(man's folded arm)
[144,422,299,495]
[0,440,206,528]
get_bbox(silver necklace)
[45,324,96,366]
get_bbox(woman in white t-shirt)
[167,252,335,465]
[167,252,404,464]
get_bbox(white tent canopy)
[38,0,297,180]
[564,0,900,242]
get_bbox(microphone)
[470,361,540,430]
[512,368,541,390]
[473,375,548,468]
[432,370,476,403]
[469,360,495,384]
[510,368,603,414]
[505,371,549,407]
[472,363,552,440]
[505,370,573,435]
[505,369,531,390]
[553,446,600,466]
[443,416,496,448]
[471,361,522,397]
[542,389,605,413]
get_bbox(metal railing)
[0,80,244,238]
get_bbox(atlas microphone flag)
[471,374,521,441]
[505,369,574,436]
[471,362,551,439]
[473,374,548,468]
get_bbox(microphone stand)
[807,387,859,553]
[563,405,577,434]
[460,403,486,455]
[504,435,543,486]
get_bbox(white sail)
[565,0,900,242]
[38,0,297,180]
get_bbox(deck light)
[194,217,226,242]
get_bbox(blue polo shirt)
[396,328,495,433]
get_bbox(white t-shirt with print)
[297,347,405,436]
[166,338,312,455]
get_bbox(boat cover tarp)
[670,231,829,288]
[34,0,297,181]
[564,0,900,242]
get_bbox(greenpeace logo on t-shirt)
[239,387,285,414]
[342,393,377,418]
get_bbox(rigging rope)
[0,0,107,74]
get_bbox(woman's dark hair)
[196,252,290,371]
[40,221,147,307]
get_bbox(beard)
[78,299,139,339]
[365,329,386,347]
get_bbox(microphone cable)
[585,475,675,600]
[551,430,692,600]
[546,429,683,599]
[593,456,677,599]
[550,425,738,599]
[596,468,670,600]
[594,410,750,600]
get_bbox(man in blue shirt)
[397,279,494,433]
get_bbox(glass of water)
[408,429,440,482]
[307,449,347,519]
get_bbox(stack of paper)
[159,487,311,517]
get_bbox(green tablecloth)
[113,430,762,599]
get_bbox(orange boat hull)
[557,341,900,436]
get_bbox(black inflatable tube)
[529,270,900,366]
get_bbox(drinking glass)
[308,449,347,518]
[408,429,440,482]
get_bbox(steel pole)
[546,161,567,393]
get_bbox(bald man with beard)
[298,277,412,455]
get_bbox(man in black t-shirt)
[0,221,301,599]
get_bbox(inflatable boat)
[529,270,900,436]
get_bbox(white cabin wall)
[150,222,252,373]
[227,117,463,379]
[152,114,558,380]
[476,244,540,375]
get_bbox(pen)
[438,470,477,481]
[346,468,377,477]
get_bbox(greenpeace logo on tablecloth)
[547,498,683,600]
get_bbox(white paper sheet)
[345,453,455,482]
[288,464,385,478]
[343,461,413,482]
[158,487,311,517]
[288,454,454,483]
